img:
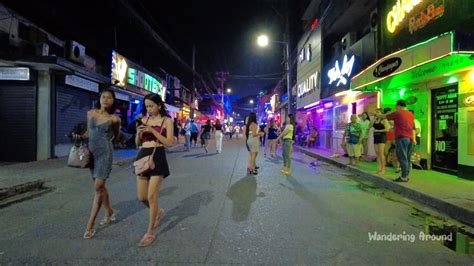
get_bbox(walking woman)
[343,114,362,166]
[74,88,121,240]
[359,112,371,158]
[264,119,279,157]
[214,119,224,153]
[246,112,260,175]
[276,114,295,175]
[201,119,212,153]
[371,108,390,175]
[134,93,174,247]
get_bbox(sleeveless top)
[373,120,386,136]
[203,125,212,133]
[214,124,223,131]
[268,127,278,139]
[141,118,167,143]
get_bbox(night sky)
[2,0,296,97]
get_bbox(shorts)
[374,133,387,144]
[346,143,361,158]
[203,132,211,140]
[135,147,170,178]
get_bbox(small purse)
[133,147,156,175]
[134,119,165,175]
[67,141,91,168]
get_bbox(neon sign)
[408,3,444,34]
[297,72,319,98]
[127,68,163,94]
[111,51,128,86]
[298,44,312,64]
[464,95,474,106]
[387,0,423,33]
[327,55,355,87]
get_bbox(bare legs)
[84,178,113,239]
[137,175,164,246]
[375,143,386,174]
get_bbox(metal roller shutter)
[55,84,95,144]
[0,81,37,162]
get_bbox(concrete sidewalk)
[295,146,474,228]
[0,148,138,189]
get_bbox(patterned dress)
[88,117,114,179]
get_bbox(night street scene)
[1,0,474,265]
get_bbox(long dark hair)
[215,119,221,126]
[143,93,167,117]
[361,111,371,122]
[246,112,257,139]
[97,87,117,115]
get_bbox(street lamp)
[226,88,232,93]
[249,99,254,104]
[256,34,291,115]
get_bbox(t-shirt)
[345,123,361,137]
[359,120,370,139]
[184,123,192,135]
[191,123,199,133]
[414,119,421,137]
[283,124,294,140]
[386,110,414,141]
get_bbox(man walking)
[191,119,199,147]
[378,100,416,182]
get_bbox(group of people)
[73,89,174,247]
[244,113,296,176]
[341,100,417,182]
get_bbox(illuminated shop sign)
[298,44,312,64]
[387,0,423,33]
[0,67,30,81]
[297,72,319,98]
[408,3,444,34]
[111,51,165,99]
[464,94,474,107]
[327,54,355,87]
[373,57,402,78]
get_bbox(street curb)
[295,146,474,228]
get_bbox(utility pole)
[191,45,196,119]
[215,71,229,119]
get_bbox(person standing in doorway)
[246,113,260,175]
[409,110,421,149]
[259,121,267,147]
[214,119,224,153]
[359,112,371,159]
[134,93,174,247]
[371,108,390,175]
[343,114,362,166]
[201,120,212,153]
[378,100,415,182]
[75,88,121,240]
[276,114,295,175]
[190,119,199,147]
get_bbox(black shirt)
[214,124,223,131]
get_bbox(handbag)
[134,118,165,175]
[133,147,157,175]
[67,141,91,168]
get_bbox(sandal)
[138,233,156,247]
[152,208,165,230]
[99,211,117,225]
[83,228,96,239]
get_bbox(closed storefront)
[0,80,37,161]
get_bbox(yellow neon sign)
[387,0,423,33]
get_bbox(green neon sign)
[128,67,163,94]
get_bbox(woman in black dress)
[201,120,212,153]
[371,108,390,175]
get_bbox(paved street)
[0,139,473,265]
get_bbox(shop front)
[351,31,474,179]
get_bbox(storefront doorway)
[431,85,458,174]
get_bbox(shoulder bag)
[134,118,165,175]
[67,140,91,168]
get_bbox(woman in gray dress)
[74,88,121,239]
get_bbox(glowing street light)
[226,88,232,93]
[257,34,269,47]
[249,99,254,104]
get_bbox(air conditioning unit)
[370,9,379,31]
[341,32,357,52]
[67,40,86,64]
[83,55,96,71]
